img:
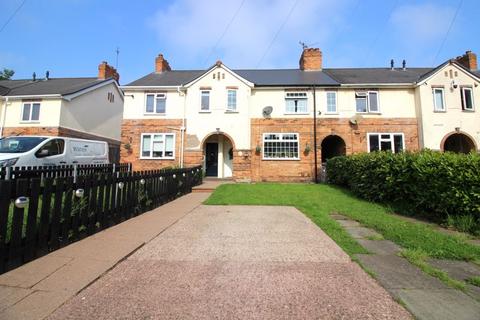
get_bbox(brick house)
[0,62,124,161]
[121,49,479,182]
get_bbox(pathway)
[48,205,410,319]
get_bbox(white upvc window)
[227,89,237,111]
[432,87,445,111]
[21,102,40,122]
[263,133,299,160]
[367,133,404,153]
[140,133,175,159]
[145,93,166,114]
[200,90,210,111]
[326,91,337,114]
[461,87,474,111]
[355,91,380,113]
[285,92,308,114]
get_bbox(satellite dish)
[262,106,273,118]
[349,114,363,125]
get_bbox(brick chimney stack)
[155,54,172,73]
[455,51,478,71]
[98,61,120,82]
[299,48,322,71]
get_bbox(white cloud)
[148,0,349,69]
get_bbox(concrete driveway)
[49,205,410,319]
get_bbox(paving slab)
[393,288,480,320]
[0,256,72,288]
[49,205,411,319]
[344,226,382,239]
[428,258,480,281]
[357,239,401,255]
[336,219,361,227]
[329,213,349,220]
[1,290,69,320]
[355,254,446,291]
[0,286,32,312]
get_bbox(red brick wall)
[250,118,419,182]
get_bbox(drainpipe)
[312,86,318,183]
[177,86,186,168]
[0,97,8,138]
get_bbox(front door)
[205,143,218,177]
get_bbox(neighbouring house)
[121,49,479,182]
[0,62,124,162]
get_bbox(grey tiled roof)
[323,68,433,84]
[0,77,111,96]
[125,68,435,87]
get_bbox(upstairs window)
[145,93,166,114]
[355,91,379,113]
[22,102,40,122]
[285,92,308,114]
[141,133,175,159]
[326,91,337,114]
[433,88,445,111]
[368,133,404,153]
[227,89,237,111]
[201,90,210,111]
[461,87,474,111]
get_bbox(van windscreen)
[0,137,48,153]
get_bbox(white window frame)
[200,90,211,112]
[326,91,337,114]
[355,91,380,113]
[226,89,237,112]
[367,133,405,153]
[432,87,446,112]
[262,132,300,160]
[285,92,308,115]
[21,102,41,122]
[461,87,475,111]
[144,93,166,115]
[140,133,175,159]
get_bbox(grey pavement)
[49,205,411,320]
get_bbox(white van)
[0,136,109,167]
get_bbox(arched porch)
[202,133,235,178]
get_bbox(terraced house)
[121,49,480,182]
[0,62,124,161]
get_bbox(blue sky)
[0,0,478,84]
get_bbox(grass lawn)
[205,183,480,263]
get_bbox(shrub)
[326,151,480,232]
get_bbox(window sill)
[262,158,300,161]
[324,112,339,115]
[199,110,211,113]
[284,113,309,115]
[462,109,475,113]
[355,112,381,115]
[433,110,447,113]
[139,157,175,160]
[225,110,239,113]
[19,121,40,124]
[143,113,166,116]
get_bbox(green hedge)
[326,151,480,224]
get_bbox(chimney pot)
[390,59,394,70]
[32,72,36,81]
[454,50,478,71]
[155,53,172,73]
[402,60,406,70]
[299,48,322,71]
[98,61,120,82]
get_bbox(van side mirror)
[36,149,50,158]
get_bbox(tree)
[0,69,14,80]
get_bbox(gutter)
[177,85,187,168]
[0,97,8,138]
[312,86,318,183]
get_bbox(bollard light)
[160,176,163,181]
[14,196,29,209]
[172,174,176,179]
[118,182,124,189]
[140,178,146,185]
[183,173,186,177]
[75,189,85,198]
